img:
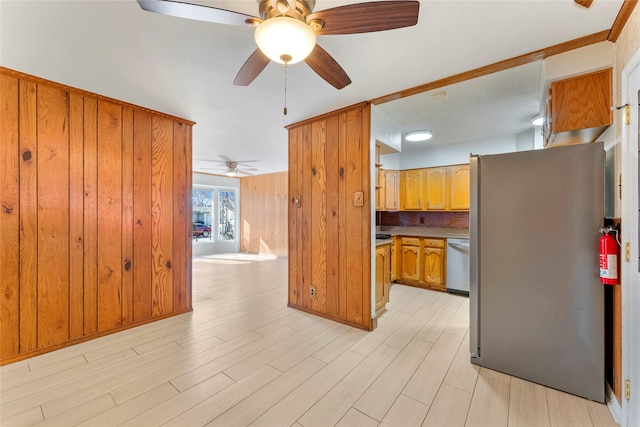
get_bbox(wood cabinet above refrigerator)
[543,68,612,148]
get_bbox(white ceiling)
[0,0,625,174]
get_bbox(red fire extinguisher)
[599,227,619,285]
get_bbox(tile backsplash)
[378,211,469,229]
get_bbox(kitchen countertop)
[376,226,469,240]
[375,238,393,246]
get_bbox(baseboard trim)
[606,382,622,425]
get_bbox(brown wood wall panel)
[97,101,123,332]
[151,117,174,316]
[18,79,38,353]
[69,93,85,340]
[288,128,300,306]
[133,111,153,322]
[83,96,99,336]
[325,115,340,319]
[173,121,189,311]
[36,85,70,348]
[121,108,135,325]
[311,120,327,314]
[287,103,372,330]
[239,171,289,258]
[0,68,193,365]
[0,74,20,357]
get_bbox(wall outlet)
[419,217,424,224]
[310,285,317,299]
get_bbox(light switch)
[354,191,364,207]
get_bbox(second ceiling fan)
[137,0,420,90]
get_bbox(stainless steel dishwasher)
[446,238,470,295]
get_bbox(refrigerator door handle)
[469,155,480,358]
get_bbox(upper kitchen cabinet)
[449,164,470,210]
[401,169,425,210]
[543,68,612,148]
[425,167,447,210]
[382,170,399,211]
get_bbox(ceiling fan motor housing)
[258,0,315,21]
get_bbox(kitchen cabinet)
[382,170,400,210]
[425,167,447,210]
[400,237,421,281]
[400,170,425,210]
[375,244,391,313]
[375,145,383,210]
[391,237,399,282]
[397,236,447,291]
[449,164,470,210]
[543,68,612,148]
[422,239,446,291]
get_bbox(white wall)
[516,128,535,152]
[387,135,517,169]
[371,104,402,153]
[192,172,240,257]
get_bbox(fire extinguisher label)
[600,254,618,279]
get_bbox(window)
[192,187,236,241]
[218,191,235,241]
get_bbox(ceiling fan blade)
[137,0,259,26]
[234,49,271,86]
[574,0,594,7]
[304,44,351,90]
[307,1,419,35]
[237,170,254,176]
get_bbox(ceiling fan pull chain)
[281,54,292,115]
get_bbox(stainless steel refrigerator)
[469,142,605,403]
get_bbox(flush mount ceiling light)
[531,116,544,126]
[254,16,316,64]
[405,130,433,142]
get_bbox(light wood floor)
[1,254,618,427]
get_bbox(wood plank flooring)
[0,253,618,426]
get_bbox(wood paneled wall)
[288,103,373,330]
[239,172,288,257]
[0,68,193,365]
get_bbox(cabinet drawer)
[424,239,445,248]
[401,237,420,246]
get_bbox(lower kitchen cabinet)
[398,236,446,291]
[375,244,391,313]
[422,239,446,291]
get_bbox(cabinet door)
[383,170,399,210]
[375,247,386,311]
[425,167,447,210]
[401,245,420,281]
[423,246,445,290]
[449,165,470,210]
[401,170,424,210]
[390,238,398,282]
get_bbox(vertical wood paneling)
[301,123,313,311]
[0,74,20,357]
[0,68,193,365]
[325,115,340,319]
[151,116,174,316]
[239,172,288,257]
[311,120,327,314]
[288,127,300,306]
[173,121,188,311]
[287,103,372,330]
[18,79,38,353]
[36,84,70,348]
[83,96,98,335]
[338,112,348,321]
[68,93,85,339]
[133,111,153,322]
[121,108,134,325]
[97,100,123,332]
[344,108,364,326]
[184,124,193,311]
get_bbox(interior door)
[622,52,640,427]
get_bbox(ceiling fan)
[136,0,420,90]
[200,160,259,177]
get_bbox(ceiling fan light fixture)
[405,130,433,142]
[225,170,238,177]
[254,16,316,64]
